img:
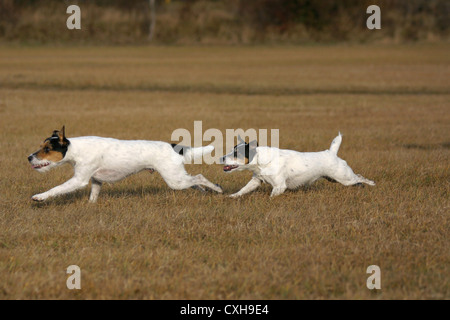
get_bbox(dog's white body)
[222,133,375,197]
[29,136,222,202]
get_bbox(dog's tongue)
[223,165,237,172]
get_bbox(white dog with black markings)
[28,126,222,202]
[220,133,375,198]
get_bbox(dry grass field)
[0,44,449,299]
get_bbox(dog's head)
[220,138,258,172]
[28,126,70,172]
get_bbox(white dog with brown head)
[28,126,222,202]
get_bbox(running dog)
[28,127,222,202]
[220,133,375,198]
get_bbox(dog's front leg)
[230,177,262,198]
[89,178,103,203]
[32,175,91,202]
[270,184,287,197]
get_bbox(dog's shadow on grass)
[30,179,367,207]
[30,185,219,207]
[224,183,345,200]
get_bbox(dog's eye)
[44,147,50,153]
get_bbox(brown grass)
[0,44,449,299]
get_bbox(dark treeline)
[1,0,448,44]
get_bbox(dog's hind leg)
[338,173,375,186]
[191,185,206,192]
[328,159,375,187]
[89,178,102,203]
[159,166,222,193]
[355,174,375,186]
[192,174,223,193]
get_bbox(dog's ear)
[247,140,258,163]
[58,126,68,145]
[249,140,258,148]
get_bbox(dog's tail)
[171,144,214,163]
[329,132,342,155]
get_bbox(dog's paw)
[214,184,223,193]
[31,193,47,202]
[229,193,241,198]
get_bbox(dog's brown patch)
[232,141,257,165]
[34,140,64,162]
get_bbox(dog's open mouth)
[32,162,50,169]
[223,165,239,172]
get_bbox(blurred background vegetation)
[0,0,448,45]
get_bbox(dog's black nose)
[28,155,33,162]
